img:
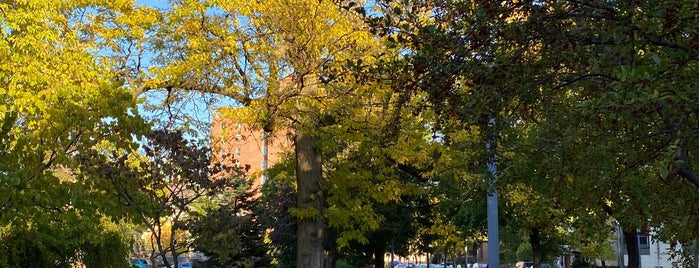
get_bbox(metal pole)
[391,239,395,268]
[261,131,268,184]
[486,117,499,268]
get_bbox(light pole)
[486,117,499,268]
[391,238,395,268]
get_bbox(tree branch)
[676,146,699,189]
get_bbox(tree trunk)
[530,228,542,268]
[623,230,640,268]
[325,251,336,268]
[296,130,324,268]
[374,246,385,268]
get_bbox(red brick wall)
[211,113,293,190]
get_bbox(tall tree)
[351,0,699,267]
[124,1,379,266]
[0,0,147,265]
[348,1,556,266]
[514,2,699,266]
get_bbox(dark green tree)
[347,0,699,267]
[259,154,298,268]
[188,178,271,267]
[81,129,236,268]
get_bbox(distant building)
[578,229,684,268]
[210,110,293,189]
[605,230,681,268]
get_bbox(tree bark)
[374,246,386,268]
[530,228,542,268]
[623,230,640,268]
[296,130,325,268]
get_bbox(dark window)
[639,235,650,255]
[621,233,651,255]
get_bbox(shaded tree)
[81,129,237,268]
[348,0,699,267]
[188,177,271,267]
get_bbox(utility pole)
[486,117,499,268]
[261,131,268,184]
[391,239,395,268]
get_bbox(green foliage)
[81,129,240,267]
[353,0,699,266]
[188,180,271,268]
[4,0,699,266]
[516,243,533,262]
[0,217,132,268]
[259,154,298,267]
[0,0,146,266]
[79,220,135,268]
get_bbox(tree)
[81,129,238,268]
[259,154,298,267]
[352,0,699,267]
[347,1,555,266]
[121,1,380,266]
[187,176,271,267]
[0,0,146,266]
[509,1,699,266]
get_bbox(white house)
[592,229,682,268]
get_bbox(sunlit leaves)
[0,0,147,265]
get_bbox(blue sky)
[132,0,240,141]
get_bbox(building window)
[236,122,242,129]
[639,235,650,255]
[236,147,241,157]
[235,133,242,142]
[219,123,227,143]
[621,233,651,256]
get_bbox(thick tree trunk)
[530,228,542,268]
[623,230,640,268]
[296,131,324,268]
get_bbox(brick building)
[210,111,293,189]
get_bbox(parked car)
[178,261,193,268]
[129,258,148,268]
